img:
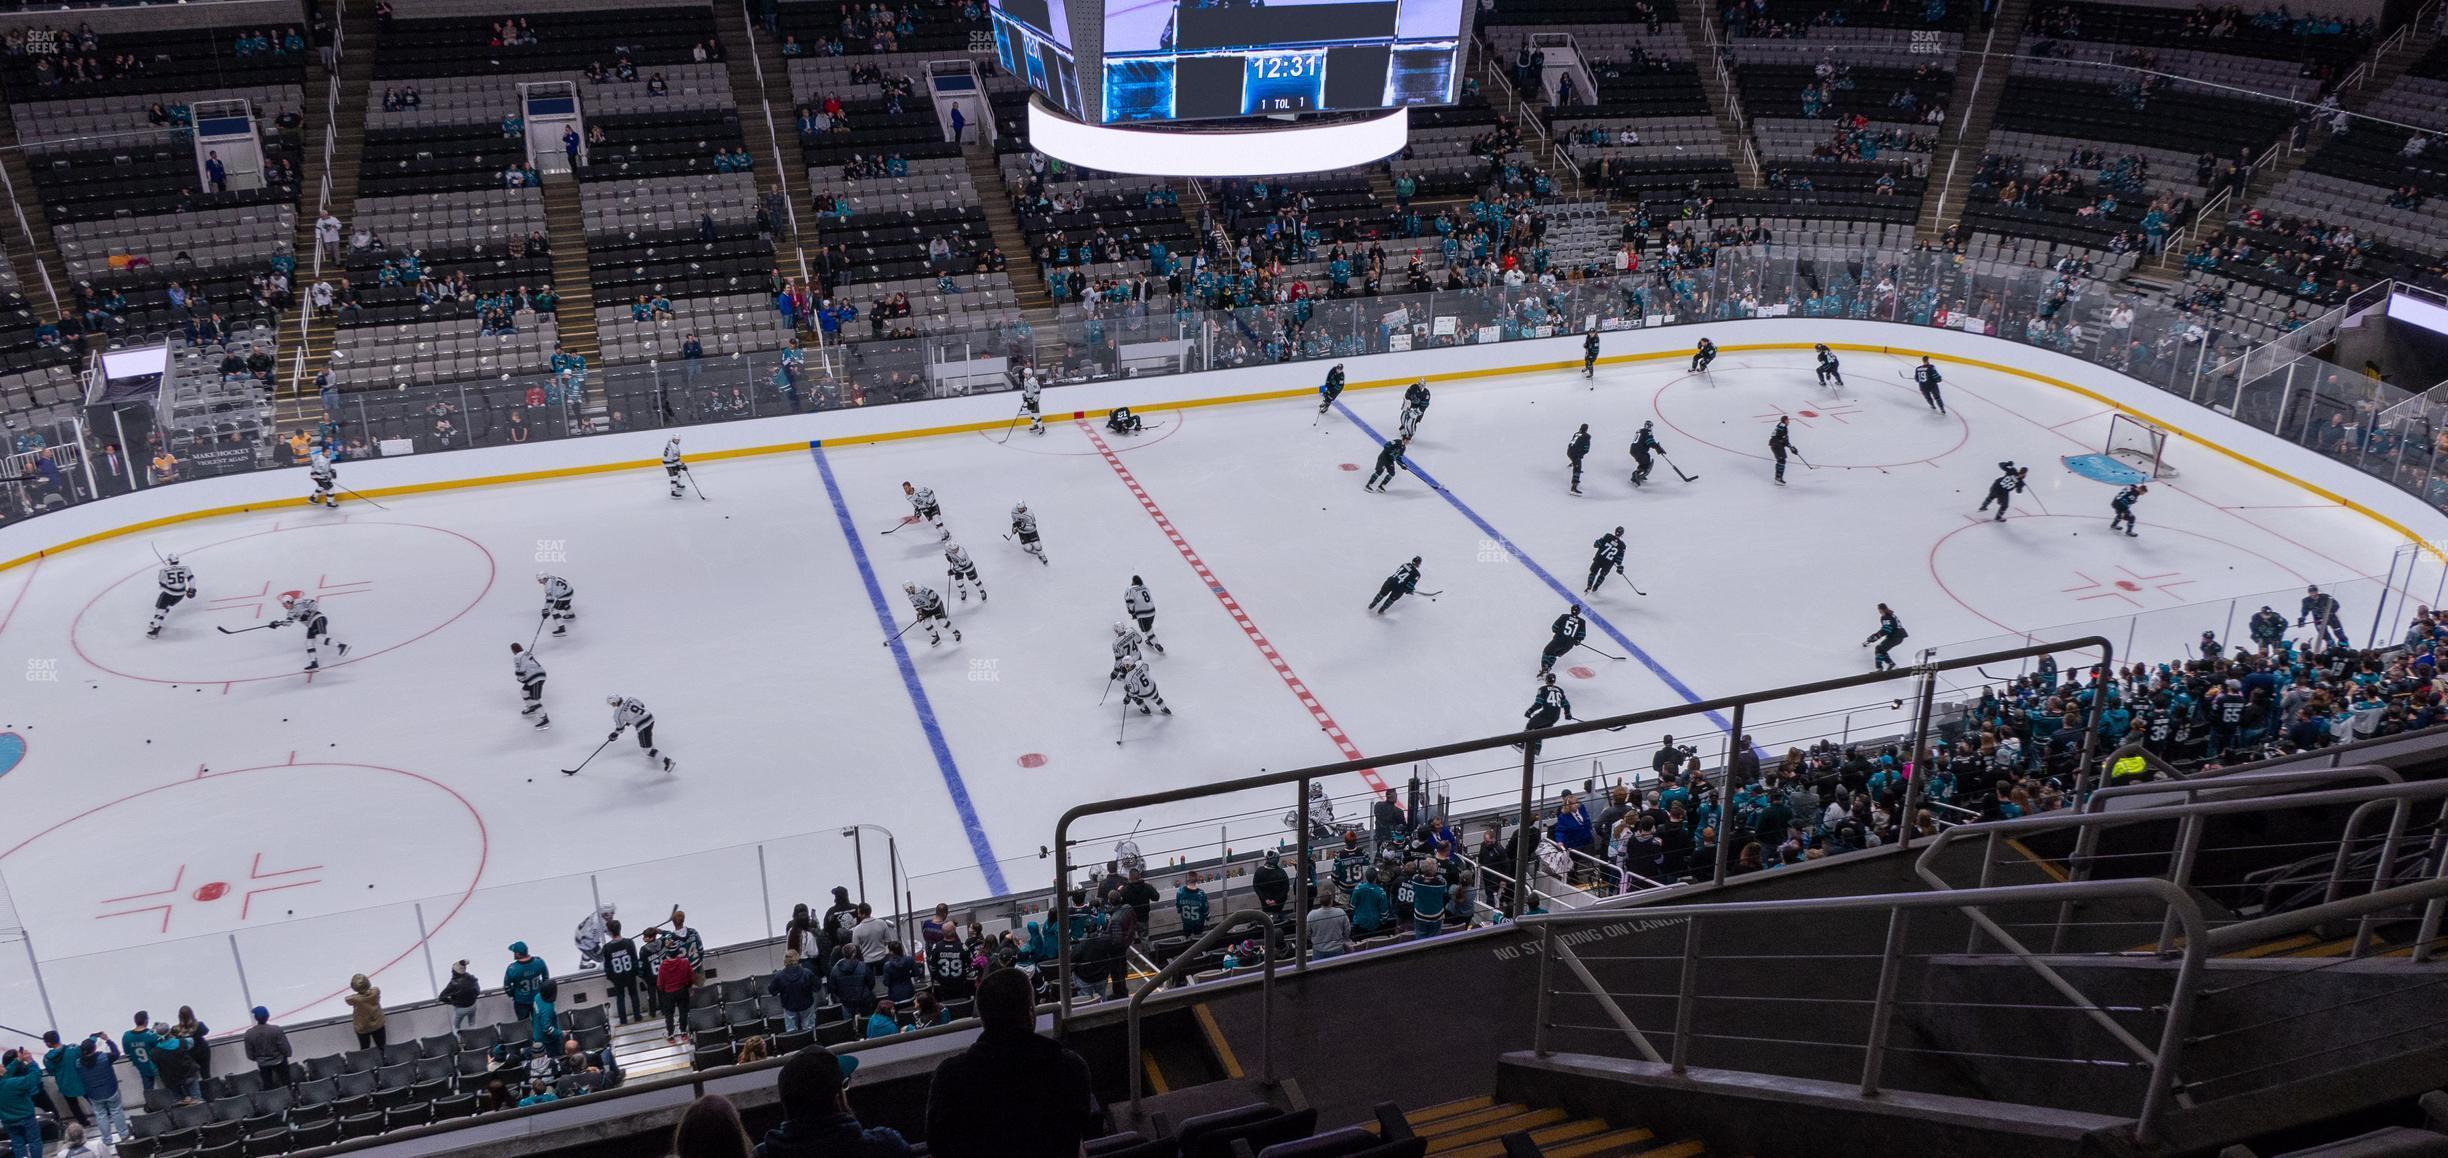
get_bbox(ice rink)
[0,345,2433,1034]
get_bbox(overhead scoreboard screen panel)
[993,0,1465,125]
[1106,0,1464,122]
[988,0,1088,120]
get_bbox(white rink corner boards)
[3,318,2444,570]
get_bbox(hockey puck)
[527,778,533,782]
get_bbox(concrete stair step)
[1435,1117,1622,1158]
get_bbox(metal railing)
[1049,635,2111,1033]
[1523,878,2210,1143]
[1125,910,1278,1114]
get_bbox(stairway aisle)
[1917,3,2030,241]
[2226,22,2444,221]
[708,0,813,249]
[0,107,66,313]
[962,145,1062,367]
[540,176,601,376]
[1671,19,1763,190]
[286,0,380,407]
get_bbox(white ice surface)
[0,347,2433,1036]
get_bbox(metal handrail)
[1125,909,1279,1114]
[735,0,800,238]
[1923,777,2448,961]
[1521,877,2211,1144]
[1052,635,2112,1034]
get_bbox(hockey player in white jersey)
[147,554,197,638]
[1124,576,1164,654]
[511,642,550,729]
[903,481,947,539]
[1110,621,1145,679]
[662,437,688,499]
[1121,659,1170,715]
[308,451,339,508]
[1010,502,1047,564]
[1398,403,1425,441]
[943,541,986,602]
[1020,371,1045,436]
[604,694,674,771]
[273,592,350,672]
[537,572,576,636]
[903,581,961,645]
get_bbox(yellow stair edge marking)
[2003,838,2070,883]
[1543,1129,1680,1158]
[2224,933,2321,959]
[1139,1052,1168,1096]
[1439,1119,1626,1158]
[1426,1107,1573,1151]
[1406,1096,1498,1126]
[1625,1140,1708,1158]
[1421,1103,1544,1135]
[2290,937,2358,958]
[1190,1004,1242,1081]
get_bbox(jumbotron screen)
[988,0,1467,125]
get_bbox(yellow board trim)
[2,340,2438,575]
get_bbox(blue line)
[809,442,1009,894]
[1335,402,1737,735]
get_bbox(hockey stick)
[880,516,916,535]
[683,467,707,502]
[880,617,923,647]
[1661,453,1698,483]
[561,734,616,776]
[215,623,280,634]
[1416,589,1443,601]
[1792,449,1817,471]
[530,613,547,651]
[1575,640,1626,661]
[338,484,388,510]
[992,412,1025,444]
[1611,569,1648,597]
[1099,672,1119,706]
[1115,698,1130,746]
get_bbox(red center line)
[1076,421,1387,797]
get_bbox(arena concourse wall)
[5,319,2444,572]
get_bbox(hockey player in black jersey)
[1539,605,1589,676]
[1404,379,1431,417]
[1690,338,1717,373]
[1582,329,1601,377]
[1370,556,1422,614]
[1105,406,1145,434]
[1566,424,1591,494]
[1978,461,2028,521]
[1319,365,1346,414]
[1913,357,1946,414]
[1814,343,1843,389]
[1628,421,1662,486]
[1863,603,1908,671]
[1586,527,1627,594]
[2249,605,2288,652]
[1526,674,1571,731]
[1364,435,1413,492]
[2299,585,2345,648]
[2109,483,2146,536]
[1768,417,1796,485]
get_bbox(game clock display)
[1240,50,1324,113]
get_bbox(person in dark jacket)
[825,946,875,1022]
[753,1046,908,1158]
[242,1007,293,1090]
[441,960,481,1031]
[877,943,919,1005]
[820,887,858,954]
[1251,852,1290,917]
[767,951,821,1034]
[76,1035,130,1144]
[923,968,1096,1158]
[602,920,643,1026]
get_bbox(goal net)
[2105,413,2175,479]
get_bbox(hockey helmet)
[163,553,179,566]
[606,695,624,706]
